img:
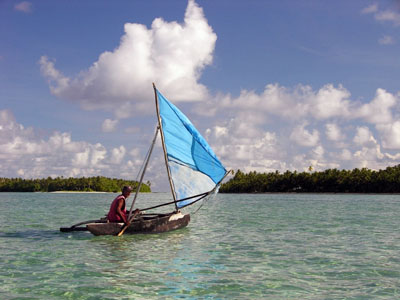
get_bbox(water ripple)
[1,193,400,299]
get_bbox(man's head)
[122,185,132,197]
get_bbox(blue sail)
[156,89,227,208]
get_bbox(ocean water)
[1,192,400,299]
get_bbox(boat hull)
[86,212,190,236]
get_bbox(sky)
[1,0,400,191]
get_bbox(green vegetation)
[220,165,400,193]
[0,176,151,193]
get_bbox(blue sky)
[1,0,400,190]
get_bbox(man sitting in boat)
[107,186,140,226]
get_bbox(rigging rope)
[134,126,158,183]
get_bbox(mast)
[153,83,179,211]
[127,126,159,221]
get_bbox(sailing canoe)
[86,212,190,236]
[60,84,227,236]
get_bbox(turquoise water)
[1,193,400,299]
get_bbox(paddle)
[117,209,141,237]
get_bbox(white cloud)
[14,1,32,13]
[350,126,400,168]
[375,10,400,26]
[353,126,377,147]
[197,83,400,177]
[213,126,228,139]
[0,109,141,179]
[312,145,324,159]
[197,84,400,177]
[39,0,216,118]
[379,35,395,45]
[325,123,345,141]
[340,149,353,161]
[377,121,400,149]
[357,88,397,124]
[203,117,287,173]
[224,84,309,120]
[110,146,126,164]
[290,123,319,147]
[72,149,90,167]
[362,4,378,14]
[310,84,351,119]
[213,83,353,122]
[102,118,118,133]
[129,147,140,157]
[362,4,400,26]
[354,143,385,165]
[90,144,107,165]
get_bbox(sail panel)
[169,159,215,208]
[157,89,227,207]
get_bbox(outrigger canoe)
[60,84,228,236]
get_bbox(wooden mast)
[153,83,179,211]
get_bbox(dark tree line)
[220,165,400,193]
[0,176,151,193]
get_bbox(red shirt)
[107,195,127,222]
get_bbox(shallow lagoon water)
[1,193,400,299]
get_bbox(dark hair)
[122,186,132,193]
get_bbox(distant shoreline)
[49,191,108,193]
[0,176,151,193]
[220,166,400,194]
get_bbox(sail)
[156,89,227,208]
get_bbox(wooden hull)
[86,212,190,236]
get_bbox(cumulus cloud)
[290,123,319,147]
[196,82,400,175]
[110,146,126,164]
[354,145,385,168]
[212,83,352,122]
[14,1,32,13]
[357,88,397,124]
[221,84,309,120]
[102,118,118,133]
[39,0,216,118]
[310,84,351,119]
[353,126,378,147]
[200,83,400,176]
[204,118,287,173]
[0,109,142,179]
[340,149,353,161]
[311,145,324,159]
[377,121,400,149]
[325,123,345,142]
